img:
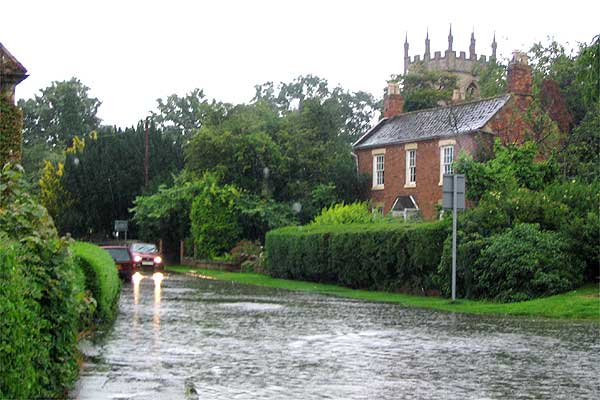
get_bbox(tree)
[529,38,599,126]
[55,124,183,237]
[394,68,458,112]
[152,88,231,143]
[190,173,241,258]
[253,74,379,144]
[18,78,101,147]
[475,58,507,98]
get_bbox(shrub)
[230,240,262,264]
[0,240,44,399]
[71,241,120,322]
[311,202,386,225]
[266,221,448,292]
[473,224,584,302]
[190,173,241,258]
[0,164,80,398]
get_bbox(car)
[130,242,163,270]
[102,245,135,280]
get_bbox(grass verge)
[166,265,599,321]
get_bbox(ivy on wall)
[0,98,23,166]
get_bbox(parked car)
[130,242,163,270]
[102,245,135,280]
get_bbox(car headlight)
[154,256,162,264]
[134,255,142,262]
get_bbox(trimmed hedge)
[71,241,121,322]
[266,221,448,292]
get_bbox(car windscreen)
[105,248,131,262]
[131,243,157,253]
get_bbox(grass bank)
[166,265,599,321]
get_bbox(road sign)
[442,174,466,302]
[442,174,465,210]
[114,220,128,232]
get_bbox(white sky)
[2,0,598,128]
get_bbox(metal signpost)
[442,174,465,301]
[114,220,128,241]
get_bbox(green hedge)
[71,241,121,322]
[266,221,448,292]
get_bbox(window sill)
[404,183,416,188]
[372,185,384,191]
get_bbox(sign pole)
[451,174,458,302]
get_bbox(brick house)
[353,52,534,219]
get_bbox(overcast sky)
[1,0,597,128]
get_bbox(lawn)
[166,265,600,321]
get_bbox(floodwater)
[72,272,600,399]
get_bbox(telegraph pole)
[144,118,149,187]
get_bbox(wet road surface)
[72,271,600,399]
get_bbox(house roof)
[0,42,28,80]
[353,94,511,149]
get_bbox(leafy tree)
[152,88,231,143]
[56,123,183,237]
[474,58,507,98]
[529,38,599,126]
[253,74,379,143]
[559,103,600,180]
[190,173,241,258]
[394,68,458,112]
[456,140,557,203]
[18,78,101,147]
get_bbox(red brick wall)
[487,95,532,145]
[383,94,404,118]
[356,134,483,220]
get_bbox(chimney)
[507,51,532,96]
[383,82,404,118]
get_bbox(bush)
[71,241,121,322]
[190,173,241,258]
[0,240,44,399]
[473,224,584,302]
[0,164,79,398]
[311,202,376,225]
[266,221,448,292]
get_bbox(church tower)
[403,27,496,101]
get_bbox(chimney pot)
[384,82,404,118]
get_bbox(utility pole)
[144,118,149,187]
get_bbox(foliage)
[71,242,121,322]
[311,202,379,225]
[18,77,101,147]
[230,239,263,271]
[456,140,557,202]
[185,111,283,193]
[55,124,183,237]
[529,38,599,125]
[559,103,600,181]
[152,88,231,142]
[266,221,448,292]
[474,58,507,98]
[0,97,23,166]
[0,164,80,398]
[253,74,379,144]
[0,241,44,399]
[394,68,457,112]
[190,173,242,258]
[131,170,203,249]
[236,194,297,242]
[473,224,584,302]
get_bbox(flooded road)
[72,272,599,399]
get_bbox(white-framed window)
[373,153,384,188]
[440,145,454,180]
[405,149,416,186]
